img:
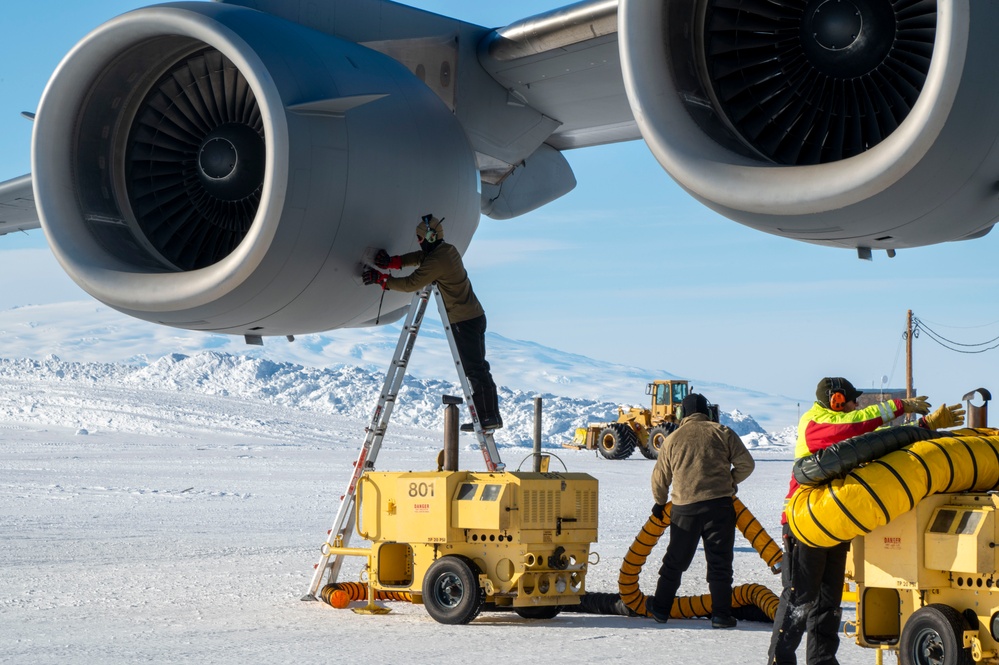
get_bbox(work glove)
[651,503,666,520]
[374,249,402,270]
[362,268,389,289]
[924,403,966,430]
[900,396,930,415]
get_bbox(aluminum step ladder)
[302,285,504,600]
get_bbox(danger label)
[883,536,902,550]
[413,503,430,513]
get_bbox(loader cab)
[647,380,688,418]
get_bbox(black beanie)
[681,393,709,417]
[815,377,863,407]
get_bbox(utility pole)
[906,309,913,399]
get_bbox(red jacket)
[780,399,905,523]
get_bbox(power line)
[912,315,999,354]
[917,316,999,330]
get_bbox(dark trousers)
[767,524,850,665]
[653,501,736,619]
[450,315,498,420]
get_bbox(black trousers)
[450,315,497,417]
[767,524,850,665]
[653,501,736,619]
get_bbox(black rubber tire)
[514,605,562,620]
[641,424,676,459]
[597,424,637,460]
[562,592,633,616]
[422,555,485,625]
[900,604,973,665]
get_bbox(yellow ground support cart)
[328,468,598,624]
[849,491,999,664]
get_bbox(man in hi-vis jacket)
[768,377,963,665]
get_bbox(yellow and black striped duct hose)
[787,428,999,548]
[618,498,781,621]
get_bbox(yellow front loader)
[566,379,717,460]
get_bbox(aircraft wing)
[0,175,40,237]
[477,1,638,151]
[15,0,999,342]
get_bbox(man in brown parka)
[362,214,502,430]
[648,392,755,628]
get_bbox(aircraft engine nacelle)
[32,1,479,336]
[619,0,999,250]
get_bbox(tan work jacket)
[650,413,755,507]
[384,243,484,324]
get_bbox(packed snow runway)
[1,391,874,664]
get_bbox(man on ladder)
[362,213,503,432]
[301,216,503,601]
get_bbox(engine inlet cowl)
[33,3,479,334]
[619,0,999,249]
[126,49,266,271]
[702,0,937,165]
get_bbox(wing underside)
[479,0,635,151]
[0,174,39,236]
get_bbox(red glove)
[362,268,389,289]
[374,249,402,270]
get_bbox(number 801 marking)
[408,482,435,498]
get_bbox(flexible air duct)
[618,499,781,621]
[788,428,999,548]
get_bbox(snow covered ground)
[0,367,880,664]
[0,299,891,664]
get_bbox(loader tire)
[598,424,636,460]
[641,424,676,459]
[899,604,972,665]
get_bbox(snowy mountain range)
[0,301,799,447]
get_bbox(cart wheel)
[900,604,973,665]
[422,556,484,625]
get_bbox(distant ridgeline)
[0,352,778,448]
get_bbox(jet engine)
[32,1,479,336]
[619,0,999,251]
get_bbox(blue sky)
[3,0,999,414]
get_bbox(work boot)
[461,388,502,432]
[460,417,502,432]
[711,615,737,629]
[648,603,669,625]
[478,384,503,430]
[479,414,503,430]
